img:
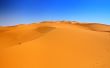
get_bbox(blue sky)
[0,0,110,26]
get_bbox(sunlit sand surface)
[0,21,110,68]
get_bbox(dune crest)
[0,21,110,68]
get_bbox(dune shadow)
[1,26,56,48]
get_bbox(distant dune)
[0,21,110,68]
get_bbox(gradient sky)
[0,0,110,26]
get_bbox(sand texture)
[0,21,110,68]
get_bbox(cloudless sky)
[0,0,110,26]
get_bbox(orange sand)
[0,21,110,68]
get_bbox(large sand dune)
[0,21,110,68]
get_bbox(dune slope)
[0,21,110,68]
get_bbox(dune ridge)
[0,21,110,68]
[0,21,110,32]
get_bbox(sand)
[0,21,110,68]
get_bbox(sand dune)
[0,21,110,68]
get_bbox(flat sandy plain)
[0,21,110,68]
